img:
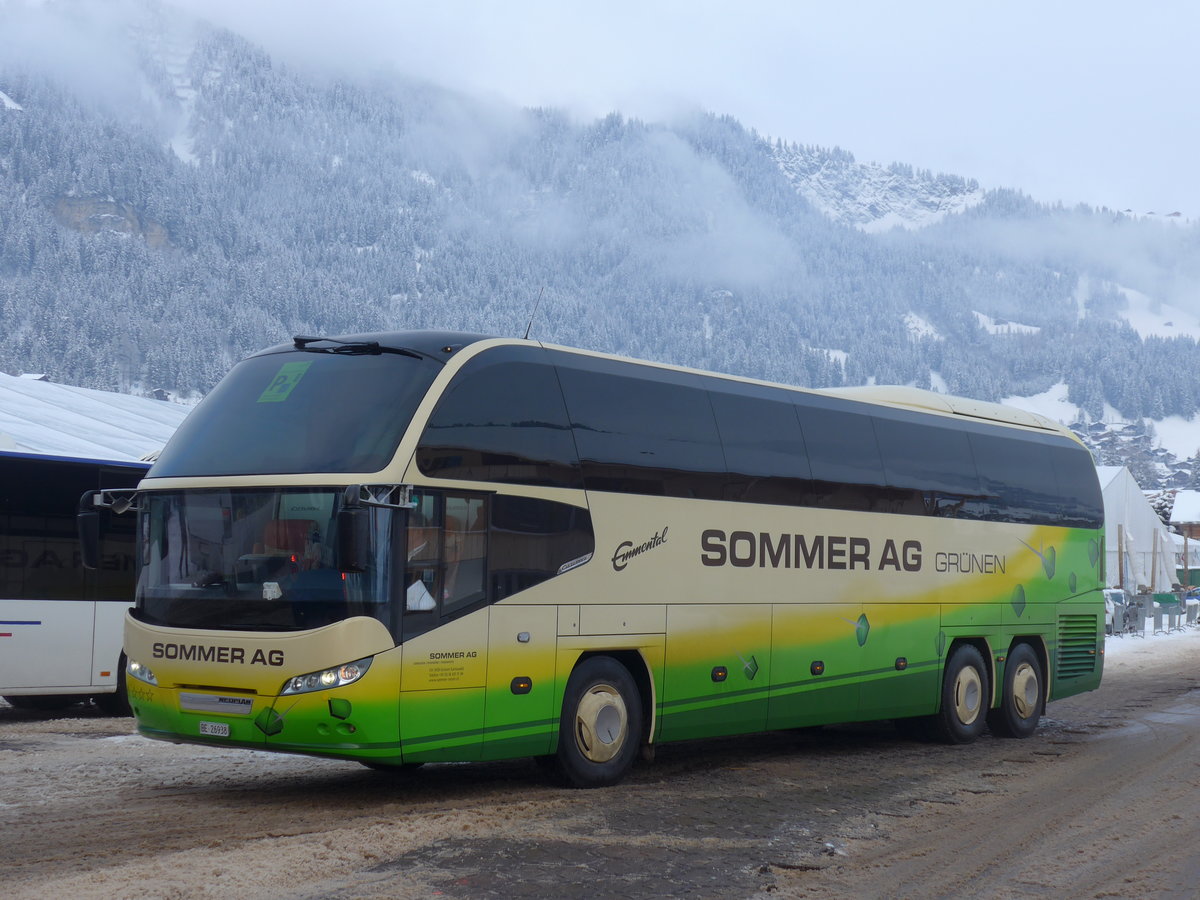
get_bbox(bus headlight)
[280,657,372,695]
[128,659,158,686]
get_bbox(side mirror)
[78,491,101,570]
[336,505,370,573]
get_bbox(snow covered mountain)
[3,0,1200,489]
[772,143,985,232]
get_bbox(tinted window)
[873,412,983,516]
[968,430,1060,523]
[417,348,582,488]
[709,390,812,505]
[152,350,442,477]
[1049,440,1104,528]
[0,455,144,602]
[489,495,595,600]
[555,357,726,499]
[793,401,897,512]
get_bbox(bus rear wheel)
[987,643,1043,738]
[555,656,643,788]
[933,644,989,744]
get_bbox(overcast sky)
[175,0,1199,220]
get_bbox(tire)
[2,694,79,711]
[932,644,989,744]
[987,643,1044,738]
[95,654,133,717]
[555,656,643,788]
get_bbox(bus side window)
[405,494,441,612]
[443,495,487,615]
[404,493,488,616]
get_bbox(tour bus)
[2,451,147,713]
[87,332,1105,786]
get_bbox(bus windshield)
[150,349,442,477]
[135,489,397,633]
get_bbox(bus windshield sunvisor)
[150,351,441,477]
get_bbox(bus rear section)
[2,452,146,713]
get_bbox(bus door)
[398,491,489,763]
[482,603,558,759]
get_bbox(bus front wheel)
[95,653,133,717]
[555,656,643,788]
[933,644,989,744]
[987,643,1043,738]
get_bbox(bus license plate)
[199,721,230,737]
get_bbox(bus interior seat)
[256,519,317,556]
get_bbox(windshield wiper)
[293,335,421,359]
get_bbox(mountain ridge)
[2,0,1200,488]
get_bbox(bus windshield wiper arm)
[292,335,421,359]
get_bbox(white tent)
[0,372,190,461]
[1097,466,1175,593]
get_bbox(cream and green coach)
[84,331,1105,787]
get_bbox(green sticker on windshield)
[258,361,313,403]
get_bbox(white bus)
[1,451,147,713]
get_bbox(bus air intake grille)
[1056,614,1099,678]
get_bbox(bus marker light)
[895,657,908,671]
[511,677,532,695]
[810,661,825,676]
[711,667,728,683]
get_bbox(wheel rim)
[573,683,628,763]
[953,665,983,726]
[1011,661,1039,719]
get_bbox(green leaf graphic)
[1011,584,1027,617]
[855,613,870,647]
[255,707,285,736]
[328,698,352,720]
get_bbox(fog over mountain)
[2,0,1200,488]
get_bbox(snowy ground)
[3,620,1198,898]
[1103,606,1200,661]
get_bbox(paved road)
[2,633,1197,899]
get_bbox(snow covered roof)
[1170,490,1200,525]
[0,373,191,462]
